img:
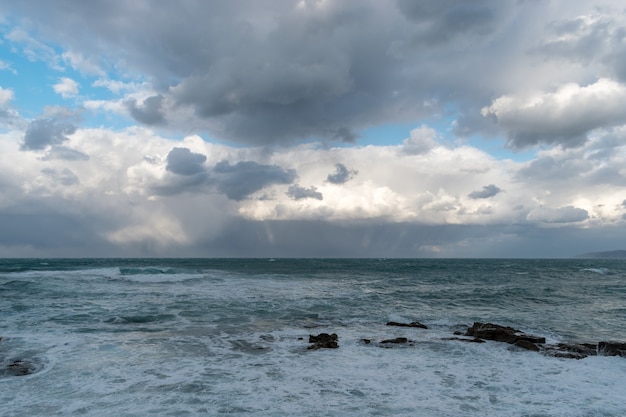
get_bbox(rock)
[443,337,486,343]
[361,338,371,344]
[387,321,428,329]
[465,322,546,348]
[1,360,35,377]
[380,337,409,344]
[598,341,626,357]
[542,343,598,360]
[514,339,541,352]
[307,333,338,350]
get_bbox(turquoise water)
[1,258,626,416]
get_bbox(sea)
[1,258,626,417]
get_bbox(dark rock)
[387,321,428,329]
[307,333,338,350]
[381,337,409,344]
[598,341,626,357]
[514,339,541,352]
[443,337,486,343]
[2,360,35,377]
[465,322,546,346]
[361,338,371,344]
[542,343,598,360]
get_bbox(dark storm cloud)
[395,0,505,43]
[165,147,207,176]
[287,185,323,201]
[211,160,297,201]
[0,0,519,145]
[125,95,166,126]
[327,163,357,184]
[21,117,76,150]
[0,201,123,256]
[156,151,297,199]
[468,184,502,199]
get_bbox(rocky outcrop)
[307,333,338,350]
[465,322,546,351]
[301,323,626,360]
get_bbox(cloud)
[526,206,589,224]
[0,86,20,126]
[21,116,76,151]
[62,51,104,76]
[0,60,17,74]
[3,2,626,257]
[6,0,626,149]
[534,12,626,82]
[468,184,502,199]
[395,0,506,44]
[41,145,90,161]
[0,122,625,257]
[401,125,440,155]
[41,167,79,186]
[327,163,357,184]
[287,185,323,201]
[93,78,139,94]
[53,77,79,98]
[212,160,297,201]
[0,0,517,145]
[165,147,207,176]
[4,28,62,70]
[482,78,626,148]
[125,95,166,126]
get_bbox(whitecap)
[581,267,609,275]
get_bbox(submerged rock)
[380,337,410,344]
[1,360,36,377]
[307,333,338,350]
[386,321,428,329]
[443,337,486,343]
[360,336,414,346]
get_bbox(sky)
[0,0,626,258]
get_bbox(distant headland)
[574,250,626,259]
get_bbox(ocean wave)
[581,267,610,275]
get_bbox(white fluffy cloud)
[53,77,80,98]
[482,78,626,148]
[1,121,626,256]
